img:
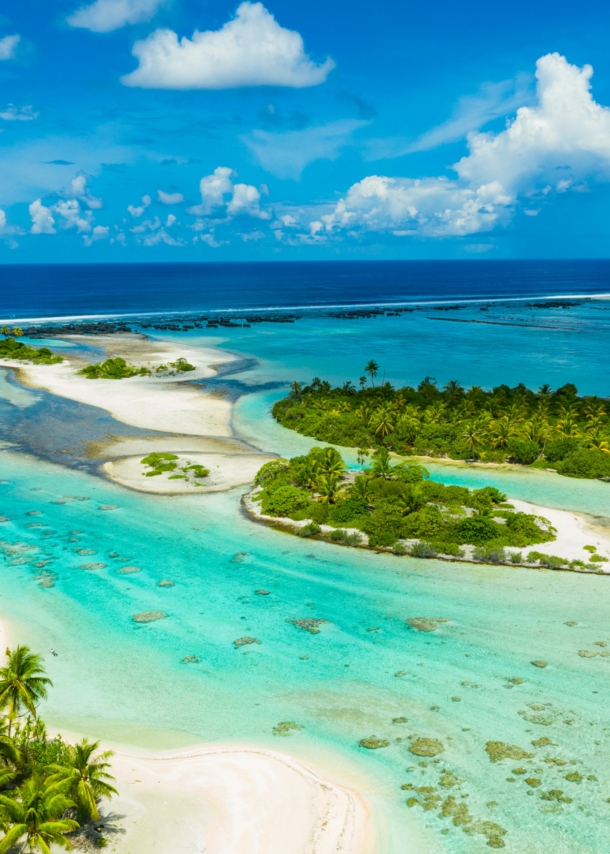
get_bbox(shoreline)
[242,487,610,576]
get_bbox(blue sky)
[1,0,610,261]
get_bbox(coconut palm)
[490,416,521,449]
[538,384,553,397]
[556,416,580,440]
[0,647,52,727]
[422,401,446,424]
[351,475,372,501]
[320,448,345,477]
[524,416,550,446]
[0,778,78,853]
[316,474,341,504]
[395,485,425,516]
[462,416,490,459]
[371,405,395,439]
[364,360,379,387]
[46,739,117,823]
[370,447,393,478]
[443,379,464,401]
[341,381,355,394]
[583,399,606,421]
[0,327,9,338]
[11,327,23,338]
[355,404,374,428]
[290,381,302,398]
[584,427,610,454]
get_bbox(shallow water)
[2,300,610,852]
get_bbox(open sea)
[2,260,610,853]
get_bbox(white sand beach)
[104,743,374,854]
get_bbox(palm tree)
[351,475,372,501]
[356,448,369,466]
[556,416,580,440]
[538,384,553,397]
[290,381,302,398]
[320,448,345,477]
[422,401,446,424]
[0,327,9,338]
[443,380,464,401]
[358,376,367,389]
[341,381,355,394]
[316,474,341,504]
[462,416,489,459]
[584,427,610,454]
[0,778,78,853]
[46,739,118,823]
[12,327,23,338]
[371,404,395,439]
[583,399,606,421]
[395,485,425,516]
[370,447,393,478]
[364,360,379,387]
[0,717,20,768]
[0,647,52,729]
[490,416,521,449]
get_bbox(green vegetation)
[79,355,195,380]
[273,371,610,481]
[0,645,118,851]
[0,337,62,365]
[253,446,555,555]
[78,356,150,379]
[141,453,209,483]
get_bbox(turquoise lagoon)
[2,300,610,852]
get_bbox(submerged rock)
[158,580,174,587]
[38,578,55,588]
[273,721,303,736]
[286,618,329,634]
[182,656,200,664]
[531,660,548,668]
[77,549,97,556]
[234,636,261,648]
[132,611,167,623]
[0,517,9,523]
[577,650,597,658]
[80,563,106,570]
[231,552,249,562]
[409,738,444,757]
[359,736,390,749]
[99,504,119,511]
[486,742,533,763]
[118,566,141,574]
[255,589,270,595]
[407,618,451,633]
[531,737,553,747]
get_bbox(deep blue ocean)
[1,259,610,318]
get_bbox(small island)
[0,334,62,365]
[78,355,195,379]
[246,446,608,571]
[273,369,610,480]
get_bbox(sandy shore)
[2,334,234,437]
[103,743,374,854]
[104,452,275,494]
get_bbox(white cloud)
[54,199,92,233]
[241,230,265,241]
[189,166,270,220]
[245,120,367,179]
[227,183,270,219]
[165,213,176,227]
[121,2,334,90]
[29,200,56,235]
[0,35,19,61]
[0,105,38,121]
[321,54,610,239]
[157,189,184,204]
[83,225,110,246]
[189,167,234,215]
[127,194,152,217]
[194,233,220,248]
[142,228,184,246]
[130,215,161,233]
[63,175,102,209]
[67,0,165,33]
[0,210,6,231]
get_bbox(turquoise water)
[2,301,610,852]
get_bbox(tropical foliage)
[0,337,62,365]
[0,646,118,851]
[273,371,610,481]
[79,355,195,379]
[253,447,556,553]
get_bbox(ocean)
[2,260,610,853]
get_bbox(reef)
[409,738,445,757]
[359,736,390,749]
[406,618,451,633]
[132,611,167,623]
[485,742,533,763]
[286,618,329,634]
[233,636,261,648]
[272,721,303,737]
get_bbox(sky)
[1,0,610,262]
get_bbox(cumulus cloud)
[0,105,38,121]
[321,54,610,239]
[0,35,19,61]
[121,2,334,89]
[245,120,368,179]
[67,0,165,33]
[83,225,110,246]
[188,166,270,220]
[62,175,102,209]
[127,194,152,217]
[157,189,184,204]
[54,199,93,233]
[29,200,56,235]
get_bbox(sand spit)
[105,452,276,494]
[104,744,374,854]
[2,334,234,437]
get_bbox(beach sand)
[103,743,375,854]
[104,452,275,494]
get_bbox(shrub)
[432,541,465,558]
[504,512,554,545]
[393,463,430,483]
[327,528,362,546]
[590,554,608,563]
[473,545,507,564]
[298,522,321,537]
[410,541,437,558]
[527,551,569,569]
[401,505,448,539]
[507,439,541,465]
[544,438,580,463]
[254,459,290,487]
[556,450,610,480]
[327,496,369,525]
[510,551,523,564]
[261,485,311,518]
[453,515,502,545]
[78,356,148,379]
[360,504,404,547]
